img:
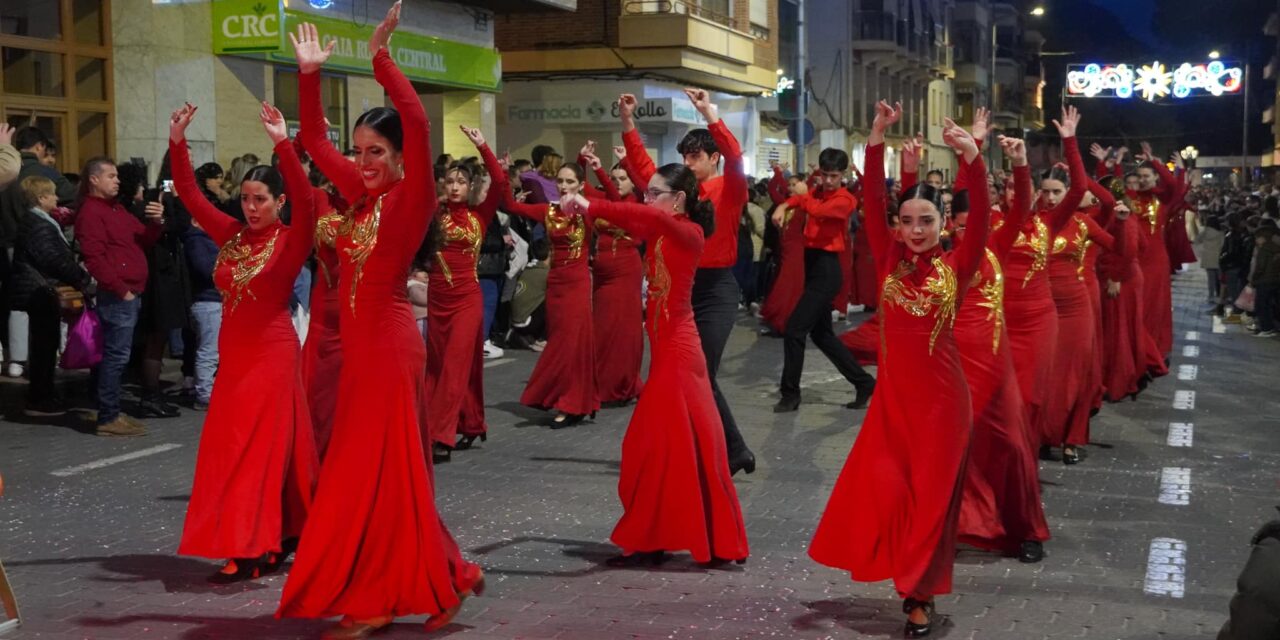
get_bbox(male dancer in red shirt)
[771,148,875,412]
[619,89,756,476]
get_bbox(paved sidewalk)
[0,269,1275,639]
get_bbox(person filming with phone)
[74,156,165,437]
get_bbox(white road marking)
[1173,390,1196,410]
[1177,365,1198,381]
[50,443,183,477]
[1212,315,1226,334]
[1158,467,1191,505]
[1167,422,1194,447]
[483,358,513,369]
[1182,345,1200,358]
[1144,538,1187,598]
[1185,331,1200,341]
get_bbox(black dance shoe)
[207,555,266,584]
[455,433,487,450]
[846,382,875,410]
[902,598,935,638]
[605,550,670,567]
[551,413,587,429]
[728,450,756,476]
[432,442,452,464]
[1038,444,1054,461]
[1019,540,1045,563]
[773,396,801,413]
[1062,447,1082,465]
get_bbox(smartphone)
[162,179,174,194]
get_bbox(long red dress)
[1129,160,1185,358]
[305,211,343,462]
[1044,212,1112,448]
[760,207,806,333]
[278,49,476,620]
[850,209,879,307]
[423,153,500,449]
[955,164,1051,553]
[172,139,318,560]
[588,200,750,562]
[810,143,990,599]
[1004,138,1086,449]
[503,180,600,417]
[584,165,645,405]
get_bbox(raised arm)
[900,132,923,192]
[290,22,363,203]
[268,108,319,270]
[945,120,989,281]
[990,137,1031,260]
[619,94,656,187]
[168,103,242,246]
[463,126,503,226]
[564,196,699,250]
[768,165,789,204]
[1045,107,1088,236]
[1140,141,1176,201]
[862,101,902,264]
[370,10,432,218]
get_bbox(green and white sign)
[212,4,502,92]
[212,0,283,54]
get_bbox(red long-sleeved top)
[623,120,747,268]
[76,196,163,297]
[786,188,856,253]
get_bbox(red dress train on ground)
[589,199,749,563]
[956,165,1051,552]
[810,143,990,599]
[424,153,501,449]
[503,184,600,417]
[173,139,319,560]
[278,49,476,620]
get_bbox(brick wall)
[494,0,619,51]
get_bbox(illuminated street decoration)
[1066,60,1243,102]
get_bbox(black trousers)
[692,267,749,459]
[780,249,875,399]
[27,288,61,405]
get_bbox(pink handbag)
[1235,285,1257,314]
[60,307,103,369]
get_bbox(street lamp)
[1030,6,1046,17]
[1181,145,1199,169]
[1209,50,1221,60]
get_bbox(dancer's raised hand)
[1052,105,1080,139]
[971,107,991,142]
[260,102,288,144]
[999,135,1027,167]
[369,0,401,53]
[289,23,334,74]
[460,125,485,148]
[942,118,979,162]
[169,102,198,143]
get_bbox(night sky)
[1032,0,1273,159]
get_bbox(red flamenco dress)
[305,210,343,462]
[1128,159,1185,359]
[1094,186,1162,400]
[502,177,600,418]
[584,165,645,405]
[171,138,318,561]
[956,165,1051,553]
[760,206,806,334]
[279,48,478,621]
[810,142,990,599]
[588,199,749,563]
[423,147,502,451]
[1002,138,1085,449]
[849,209,879,308]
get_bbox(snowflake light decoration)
[1133,62,1173,102]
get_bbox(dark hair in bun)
[656,162,714,237]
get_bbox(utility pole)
[796,0,807,169]
[1243,58,1252,187]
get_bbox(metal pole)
[796,0,807,169]
[1243,60,1251,187]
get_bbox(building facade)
[493,0,780,174]
[2,0,572,178]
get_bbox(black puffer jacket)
[10,208,90,311]
[1219,515,1280,640]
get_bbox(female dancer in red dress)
[760,176,807,334]
[1003,109,1087,457]
[562,165,749,567]
[306,206,343,462]
[580,142,645,405]
[501,156,599,426]
[169,102,318,583]
[1093,179,1159,400]
[422,125,499,463]
[1129,141,1183,359]
[810,103,989,638]
[1038,130,1104,464]
[952,131,1051,564]
[277,11,481,638]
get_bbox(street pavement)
[0,268,1276,639]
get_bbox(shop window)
[275,69,348,152]
[77,111,108,161]
[74,56,105,101]
[71,0,103,45]
[3,48,65,97]
[0,3,62,40]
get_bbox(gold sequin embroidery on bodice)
[314,210,343,287]
[339,193,384,314]
[1142,197,1159,235]
[1072,218,1091,280]
[880,255,959,354]
[970,249,1005,354]
[436,210,482,286]
[545,204,585,261]
[595,218,630,254]
[215,226,281,314]
[648,237,671,329]
[1013,215,1050,287]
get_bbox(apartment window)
[750,0,768,27]
[0,0,112,172]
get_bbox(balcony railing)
[623,0,735,30]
